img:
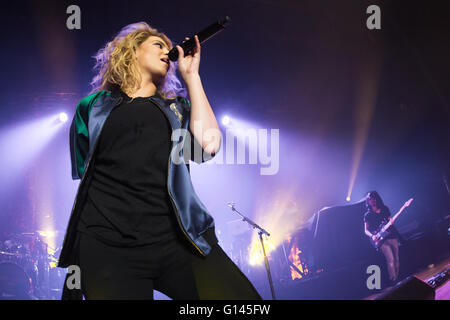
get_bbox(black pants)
[79,232,262,300]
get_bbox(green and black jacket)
[58,87,219,271]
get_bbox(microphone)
[168,16,231,62]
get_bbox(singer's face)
[135,36,171,82]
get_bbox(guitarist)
[364,191,402,283]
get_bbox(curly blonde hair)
[89,22,186,99]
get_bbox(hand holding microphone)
[168,16,231,62]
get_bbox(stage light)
[222,115,231,126]
[59,112,68,123]
[346,196,351,202]
[38,230,56,238]
[248,237,275,266]
[346,50,381,207]
[246,191,303,267]
[0,114,65,190]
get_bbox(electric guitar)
[370,198,414,249]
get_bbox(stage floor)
[365,255,450,300]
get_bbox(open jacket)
[58,87,219,297]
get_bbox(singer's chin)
[163,65,170,75]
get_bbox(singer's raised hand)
[176,35,201,84]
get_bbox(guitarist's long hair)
[365,191,386,212]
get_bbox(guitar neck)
[392,205,407,222]
[382,205,407,231]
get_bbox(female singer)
[58,22,261,300]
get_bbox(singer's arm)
[185,74,221,155]
[176,35,221,155]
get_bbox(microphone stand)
[228,203,276,300]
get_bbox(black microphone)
[168,16,231,62]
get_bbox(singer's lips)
[161,58,169,65]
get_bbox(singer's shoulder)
[76,90,108,112]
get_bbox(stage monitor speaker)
[375,275,435,300]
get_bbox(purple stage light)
[222,115,231,126]
[0,114,66,192]
[59,112,68,123]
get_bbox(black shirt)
[77,90,179,247]
[364,206,399,240]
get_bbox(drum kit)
[0,231,65,300]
